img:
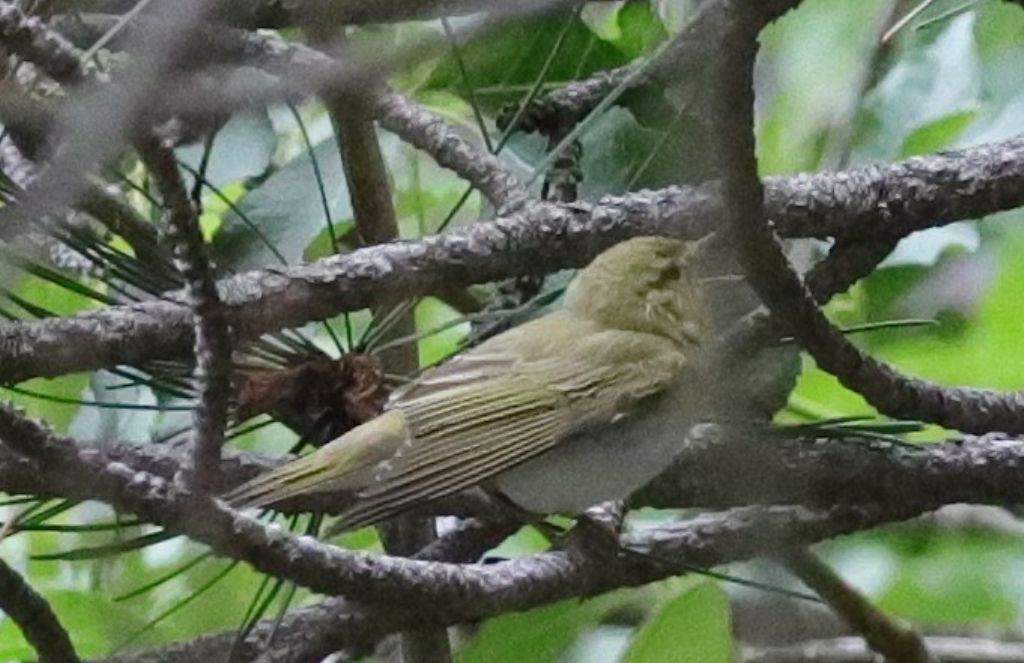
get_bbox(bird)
[223,236,711,532]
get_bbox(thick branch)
[8,424,1024,524]
[767,136,1024,242]
[0,404,921,626]
[98,505,896,663]
[7,411,1024,658]
[3,133,1024,384]
[0,555,80,663]
[100,518,518,663]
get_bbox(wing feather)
[327,314,688,532]
[337,407,564,529]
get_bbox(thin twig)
[782,548,935,663]
[136,137,232,490]
[805,234,903,303]
[744,636,1024,662]
[324,50,453,663]
[880,0,940,44]
[375,89,529,213]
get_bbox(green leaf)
[302,221,356,261]
[758,0,893,174]
[425,12,631,113]
[415,297,469,367]
[176,111,276,191]
[827,527,1023,627]
[0,589,153,658]
[0,620,34,660]
[974,1,1024,104]
[503,107,660,200]
[857,11,980,162]
[899,109,976,157]
[622,580,733,663]
[458,597,616,663]
[787,219,1024,440]
[211,137,351,270]
[6,374,89,434]
[609,2,669,59]
[870,225,1024,392]
[12,271,99,318]
[580,3,622,42]
[579,107,661,199]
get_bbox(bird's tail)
[221,411,406,510]
[222,450,343,510]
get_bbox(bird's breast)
[492,377,702,515]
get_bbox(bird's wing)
[336,314,687,530]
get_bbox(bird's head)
[565,236,708,347]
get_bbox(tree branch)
[743,636,1024,663]
[0,0,219,257]
[3,132,1024,385]
[499,0,794,134]
[184,26,529,212]
[5,2,1022,661]
[97,505,899,663]
[375,89,529,213]
[324,51,453,662]
[99,517,518,663]
[0,403,923,639]
[0,1,88,86]
[781,548,934,663]
[136,137,232,489]
[0,555,80,663]
[8,407,1024,659]
[8,421,1024,526]
[707,0,1024,434]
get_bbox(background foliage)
[3,0,1024,660]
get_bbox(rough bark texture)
[1,0,1024,661]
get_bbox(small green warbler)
[225,236,710,530]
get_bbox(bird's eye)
[649,263,681,289]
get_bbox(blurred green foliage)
[4,1,1024,661]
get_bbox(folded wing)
[226,312,687,532]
